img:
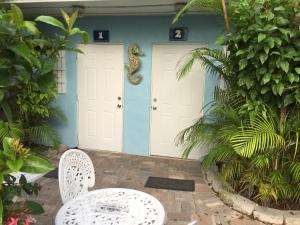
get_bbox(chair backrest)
[58,149,95,204]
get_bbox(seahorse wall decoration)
[125,44,144,85]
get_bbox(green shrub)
[222,0,300,111]
[174,0,300,208]
[0,5,88,147]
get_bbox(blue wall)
[52,15,224,155]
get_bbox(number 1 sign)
[169,27,188,41]
[93,30,109,42]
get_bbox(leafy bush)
[222,0,300,111]
[0,5,88,224]
[174,0,300,209]
[177,89,300,207]
[0,5,88,148]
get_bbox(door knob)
[117,96,122,100]
[117,104,122,108]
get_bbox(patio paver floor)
[32,150,264,225]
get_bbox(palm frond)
[177,88,244,158]
[0,121,24,142]
[241,171,262,188]
[210,106,240,125]
[202,144,236,168]
[277,184,294,201]
[230,114,285,158]
[0,100,13,122]
[290,162,300,181]
[251,154,270,170]
[176,48,230,82]
[49,107,67,123]
[214,87,244,107]
[255,182,277,204]
[173,0,223,24]
[292,183,300,202]
[218,124,239,142]
[26,124,61,148]
[221,159,244,182]
[176,117,219,158]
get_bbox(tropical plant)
[0,137,55,225]
[176,0,300,111]
[174,0,300,209]
[0,5,88,148]
[221,0,300,111]
[0,5,88,225]
[177,90,300,207]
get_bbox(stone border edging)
[204,170,300,225]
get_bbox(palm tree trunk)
[221,0,231,33]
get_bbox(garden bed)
[204,169,300,225]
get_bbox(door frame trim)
[76,43,125,152]
[149,43,206,157]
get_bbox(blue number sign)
[93,30,109,42]
[169,27,188,41]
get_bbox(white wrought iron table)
[55,188,165,225]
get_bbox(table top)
[55,188,165,225]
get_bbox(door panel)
[150,44,205,159]
[78,44,124,152]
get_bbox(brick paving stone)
[195,183,213,192]
[167,212,190,222]
[229,217,265,225]
[30,150,265,225]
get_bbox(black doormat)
[145,176,195,192]
[44,168,58,179]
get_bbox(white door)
[77,44,124,152]
[150,44,205,159]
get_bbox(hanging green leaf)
[260,86,269,94]
[10,4,24,26]
[24,201,45,214]
[288,73,295,83]
[276,83,284,96]
[21,155,55,173]
[3,137,15,160]
[279,61,289,73]
[258,33,266,42]
[68,10,78,31]
[8,42,32,64]
[70,28,89,43]
[262,73,271,84]
[35,16,67,32]
[239,59,248,70]
[24,21,39,34]
[60,9,70,27]
[6,159,24,172]
[259,53,268,64]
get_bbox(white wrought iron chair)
[58,149,95,204]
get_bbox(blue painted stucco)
[48,15,224,156]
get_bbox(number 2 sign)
[93,30,109,42]
[169,27,188,41]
